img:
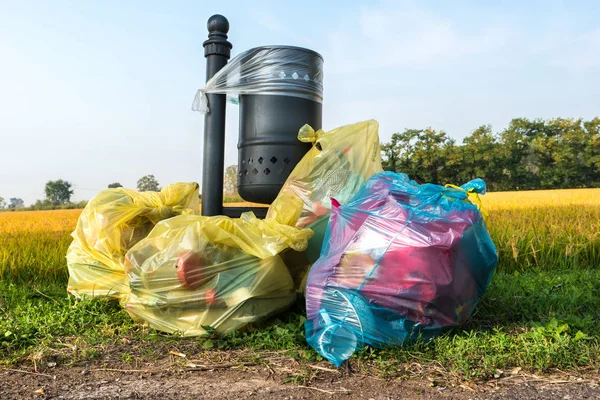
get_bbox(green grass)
[1,270,598,379]
[0,282,139,362]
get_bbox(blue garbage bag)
[305,172,498,366]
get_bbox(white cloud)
[324,2,513,74]
[323,1,600,76]
[248,8,312,46]
[547,28,600,69]
[252,10,286,33]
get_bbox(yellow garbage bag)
[66,182,200,300]
[124,212,313,335]
[266,120,383,292]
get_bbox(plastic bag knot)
[444,183,488,218]
[298,124,324,144]
[192,89,210,113]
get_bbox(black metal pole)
[201,15,232,216]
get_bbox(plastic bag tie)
[444,184,488,218]
[192,89,209,113]
[297,124,324,144]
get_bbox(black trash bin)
[236,46,323,204]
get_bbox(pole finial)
[204,14,232,58]
[207,14,229,34]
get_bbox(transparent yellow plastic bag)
[124,212,313,335]
[266,120,383,292]
[66,183,200,300]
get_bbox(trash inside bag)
[305,172,498,366]
[124,212,313,335]
[66,183,200,300]
[267,120,383,292]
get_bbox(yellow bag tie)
[444,184,488,218]
[297,124,324,144]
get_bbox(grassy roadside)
[1,269,598,380]
[1,190,599,381]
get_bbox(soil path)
[2,361,598,399]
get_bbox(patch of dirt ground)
[2,364,599,400]
[1,345,598,399]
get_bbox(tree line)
[3,117,598,212]
[381,117,600,191]
[0,175,162,211]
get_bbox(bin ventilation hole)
[279,71,286,78]
[241,159,245,164]
[270,156,278,164]
[252,168,258,175]
[238,172,242,177]
[277,168,283,175]
[283,157,291,164]
[264,168,271,175]
[304,74,310,81]
[292,72,298,80]
[244,169,248,176]
[258,157,263,164]
[248,157,253,164]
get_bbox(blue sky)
[1,0,599,204]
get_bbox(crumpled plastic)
[267,120,383,292]
[305,172,498,366]
[124,212,314,335]
[192,46,323,113]
[66,183,200,300]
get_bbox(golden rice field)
[0,209,81,283]
[0,188,599,284]
[483,188,600,271]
